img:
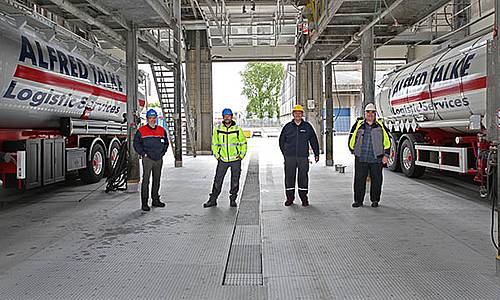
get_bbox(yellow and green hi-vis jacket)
[211,121,248,162]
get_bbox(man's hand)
[382,156,389,165]
[315,156,320,163]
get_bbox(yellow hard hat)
[292,104,304,112]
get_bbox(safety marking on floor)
[223,153,263,286]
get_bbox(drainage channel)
[223,153,263,286]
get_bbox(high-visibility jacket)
[212,121,247,162]
[348,118,391,158]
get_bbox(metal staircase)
[150,63,196,157]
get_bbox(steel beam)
[325,0,404,65]
[204,0,228,46]
[144,0,175,27]
[85,0,130,30]
[46,0,124,46]
[46,0,175,66]
[324,63,333,166]
[298,0,344,63]
[126,27,140,184]
[361,27,374,110]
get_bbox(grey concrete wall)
[297,61,324,153]
[186,30,213,154]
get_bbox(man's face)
[147,116,157,126]
[293,111,303,121]
[364,110,376,123]
[223,114,233,124]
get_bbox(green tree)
[240,63,285,119]
[148,102,160,108]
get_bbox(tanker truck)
[0,14,145,189]
[375,32,498,196]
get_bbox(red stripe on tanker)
[0,21,145,129]
[375,34,490,130]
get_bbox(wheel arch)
[80,137,107,161]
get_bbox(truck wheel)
[80,143,106,183]
[387,136,401,172]
[400,139,425,178]
[107,140,121,174]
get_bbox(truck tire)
[106,139,121,175]
[387,135,401,172]
[400,138,425,178]
[80,143,106,183]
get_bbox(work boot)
[301,196,309,207]
[230,199,237,207]
[371,202,379,208]
[203,199,217,208]
[284,198,294,206]
[141,204,151,211]
[352,202,363,208]
[152,200,166,207]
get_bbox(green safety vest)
[212,123,248,162]
[349,119,391,157]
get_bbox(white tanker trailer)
[375,32,498,194]
[0,15,145,189]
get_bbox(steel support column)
[494,0,500,276]
[126,26,140,183]
[173,0,183,167]
[325,63,334,166]
[361,27,374,111]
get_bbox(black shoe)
[284,198,294,206]
[352,202,363,208]
[230,200,237,207]
[203,200,217,208]
[141,204,150,211]
[152,200,165,207]
[371,202,379,207]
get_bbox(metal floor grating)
[223,153,263,286]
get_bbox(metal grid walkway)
[0,138,499,299]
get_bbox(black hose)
[487,150,499,251]
[105,142,129,193]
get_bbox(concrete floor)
[0,137,499,299]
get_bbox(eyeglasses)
[365,110,377,114]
